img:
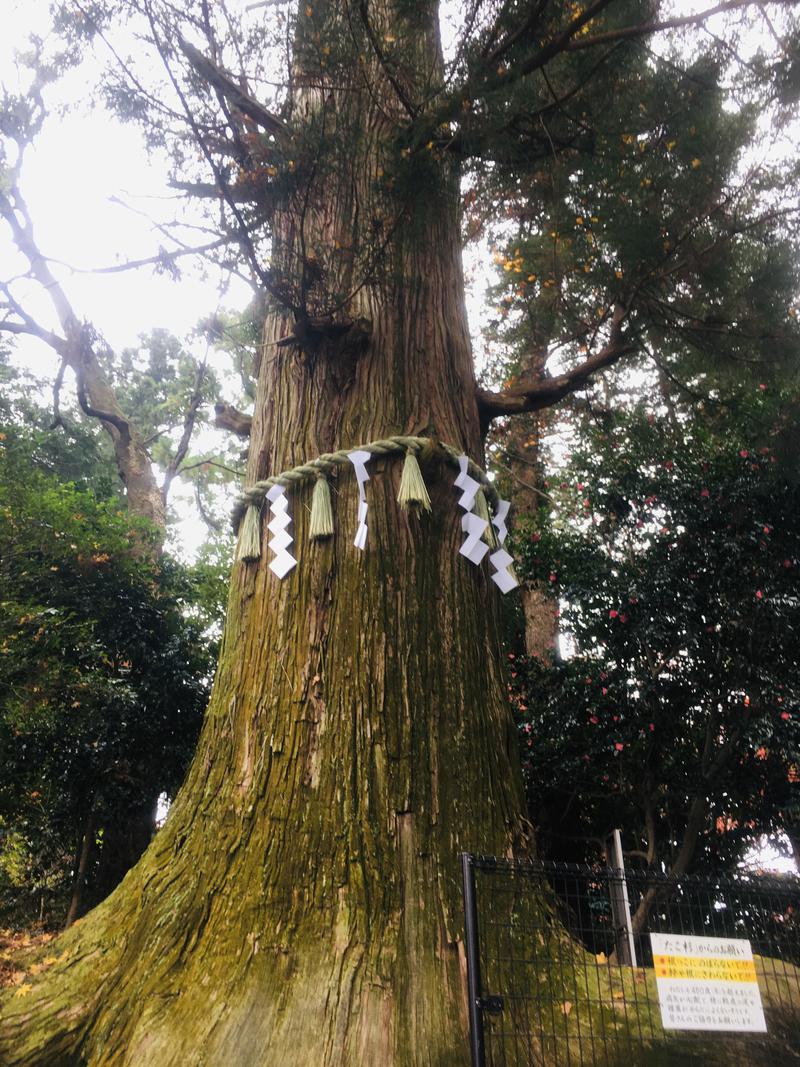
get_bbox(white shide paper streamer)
[489,497,519,592]
[453,458,519,592]
[454,453,480,511]
[266,484,297,579]
[348,449,371,551]
[454,454,489,565]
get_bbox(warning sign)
[650,933,767,1032]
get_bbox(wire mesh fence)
[461,853,800,1067]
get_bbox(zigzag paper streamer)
[492,499,511,545]
[489,497,519,592]
[460,511,490,565]
[266,485,297,579]
[489,547,519,593]
[454,453,489,565]
[348,449,371,551]
[454,453,480,511]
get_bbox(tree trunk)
[504,408,558,663]
[0,186,166,543]
[86,796,159,912]
[0,7,528,1064]
[629,791,709,939]
[64,810,95,929]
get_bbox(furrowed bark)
[503,410,559,663]
[0,4,528,1063]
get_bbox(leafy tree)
[477,8,800,664]
[511,402,800,916]
[0,411,215,927]
[0,3,799,1064]
[0,345,234,920]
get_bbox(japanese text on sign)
[650,933,767,1033]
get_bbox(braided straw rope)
[231,435,497,531]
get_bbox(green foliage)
[0,357,119,498]
[112,330,214,447]
[510,401,800,873]
[477,14,800,404]
[0,418,218,925]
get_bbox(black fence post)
[461,852,486,1067]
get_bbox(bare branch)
[193,481,223,532]
[477,304,637,419]
[0,280,68,351]
[162,359,208,502]
[61,237,234,276]
[180,456,244,476]
[566,0,763,52]
[214,402,252,437]
[0,190,78,334]
[0,314,66,350]
[0,181,165,533]
[179,38,291,140]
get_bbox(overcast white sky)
[2,0,253,366]
[1,0,261,554]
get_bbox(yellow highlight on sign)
[652,955,757,983]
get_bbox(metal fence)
[461,853,800,1067]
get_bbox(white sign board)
[650,933,767,1032]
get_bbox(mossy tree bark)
[0,4,529,1064]
[504,411,559,664]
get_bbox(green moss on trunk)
[0,10,527,1060]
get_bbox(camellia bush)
[510,399,800,889]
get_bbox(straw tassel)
[309,473,335,541]
[397,448,431,512]
[235,502,262,562]
[474,488,499,548]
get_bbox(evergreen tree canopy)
[510,399,800,878]
[0,372,216,925]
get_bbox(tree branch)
[180,456,244,476]
[565,0,761,52]
[477,305,636,419]
[51,356,68,429]
[0,311,66,353]
[74,359,131,442]
[0,180,165,534]
[357,1,418,119]
[168,180,260,202]
[483,0,549,67]
[60,237,235,276]
[142,5,290,307]
[214,402,252,438]
[471,0,615,104]
[193,481,223,533]
[162,359,208,502]
[179,38,291,140]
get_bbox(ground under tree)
[1,1,798,1063]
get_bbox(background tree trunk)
[85,796,160,915]
[64,810,95,930]
[502,369,558,665]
